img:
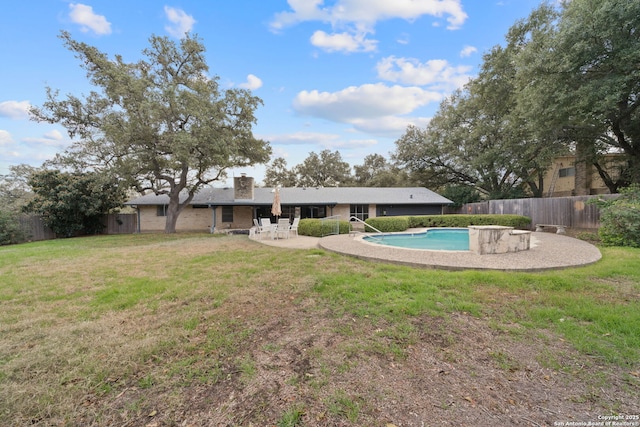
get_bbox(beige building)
[542,154,625,197]
[126,176,452,233]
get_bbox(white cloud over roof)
[267,131,378,150]
[68,3,112,35]
[164,6,196,38]
[294,83,441,120]
[292,83,440,135]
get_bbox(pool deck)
[255,230,602,272]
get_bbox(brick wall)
[138,205,256,232]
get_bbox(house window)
[350,204,369,221]
[156,205,167,216]
[559,167,575,178]
[221,206,233,222]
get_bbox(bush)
[298,218,351,237]
[0,210,28,246]
[365,216,409,232]
[365,214,531,232]
[597,185,640,247]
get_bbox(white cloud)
[271,0,467,32]
[164,6,196,38]
[294,83,441,121]
[460,45,477,57]
[269,131,341,146]
[69,3,112,35]
[0,130,14,146]
[239,74,263,90]
[270,0,330,32]
[310,30,377,53]
[396,33,410,45]
[23,129,68,147]
[292,83,441,135]
[376,56,472,90]
[267,131,378,150]
[0,100,31,120]
[348,115,431,135]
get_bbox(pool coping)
[317,230,602,272]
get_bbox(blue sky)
[0,0,543,185]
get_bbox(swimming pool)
[363,228,469,251]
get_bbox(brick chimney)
[234,174,254,200]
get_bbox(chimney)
[234,174,254,200]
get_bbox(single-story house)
[125,175,453,233]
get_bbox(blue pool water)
[363,228,469,251]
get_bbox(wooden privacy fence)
[19,213,138,242]
[444,195,619,230]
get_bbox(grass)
[0,233,639,425]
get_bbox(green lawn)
[0,233,638,425]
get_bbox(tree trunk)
[574,140,592,196]
[164,201,180,233]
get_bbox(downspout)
[136,206,141,233]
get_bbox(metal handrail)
[348,216,383,234]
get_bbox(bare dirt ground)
[92,285,639,427]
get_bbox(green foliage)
[0,164,37,214]
[515,0,640,188]
[0,210,28,246]
[353,154,411,187]
[298,218,350,237]
[25,170,126,238]
[441,185,482,208]
[365,214,531,232]
[295,150,353,187]
[597,185,640,247]
[365,216,409,232]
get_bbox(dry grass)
[0,233,638,426]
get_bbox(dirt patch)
[93,295,639,426]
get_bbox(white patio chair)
[252,219,265,239]
[260,218,275,239]
[276,218,291,239]
[290,217,300,237]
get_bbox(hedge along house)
[125,175,453,233]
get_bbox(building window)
[350,204,369,221]
[222,206,233,222]
[559,167,575,178]
[156,205,167,216]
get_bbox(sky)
[0,0,544,186]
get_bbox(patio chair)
[290,217,300,237]
[275,218,291,239]
[260,218,275,239]
[252,219,264,239]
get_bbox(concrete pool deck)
[255,230,602,272]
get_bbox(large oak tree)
[31,32,270,232]
[515,0,640,191]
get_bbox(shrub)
[365,214,531,232]
[298,218,351,237]
[0,210,28,245]
[365,216,409,232]
[596,185,640,247]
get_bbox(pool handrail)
[348,216,383,234]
